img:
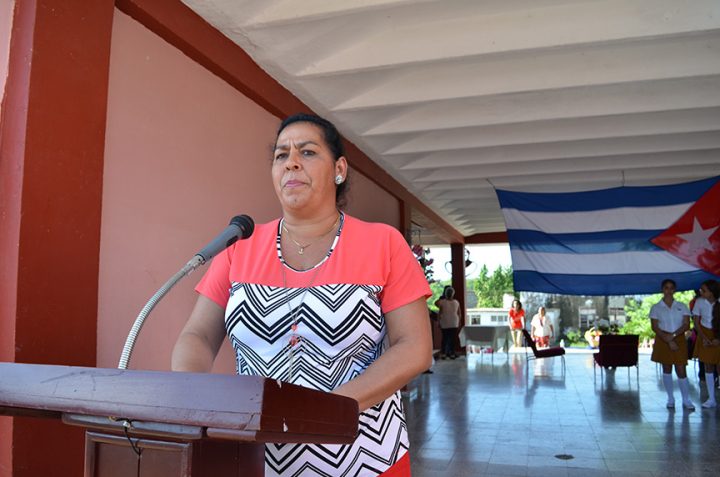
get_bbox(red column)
[0,1,114,476]
[450,243,466,353]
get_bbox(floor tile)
[404,352,720,476]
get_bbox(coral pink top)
[196,213,430,476]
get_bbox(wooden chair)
[521,329,565,369]
[593,334,639,382]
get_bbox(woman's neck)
[663,295,674,306]
[282,208,340,238]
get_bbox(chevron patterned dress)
[196,213,431,476]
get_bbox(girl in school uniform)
[692,279,720,409]
[650,279,694,410]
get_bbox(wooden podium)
[0,363,358,476]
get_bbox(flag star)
[677,217,719,255]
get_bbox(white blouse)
[692,297,716,329]
[649,300,690,333]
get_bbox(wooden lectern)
[0,363,358,476]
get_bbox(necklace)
[278,213,343,382]
[282,214,340,255]
[281,255,325,382]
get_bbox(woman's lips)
[284,179,305,188]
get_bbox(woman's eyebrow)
[274,140,319,151]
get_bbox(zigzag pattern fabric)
[226,281,409,476]
[196,213,431,476]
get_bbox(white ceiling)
[182,0,720,239]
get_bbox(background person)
[508,299,525,348]
[435,286,461,359]
[531,306,554,348]
[171,113,432,476]
[688,290,719,386]
[650,279,694,410]
[584,324,602,349]
[692,279,720,409]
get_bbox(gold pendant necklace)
[282,226,310,255]
[281,253,325,382]
[282,214,340,256]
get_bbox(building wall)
[0,0,12,107]
[0,1,14,473]
[345,170,400,227]
[98,10,401,373]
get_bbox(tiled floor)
[402,350,720,477]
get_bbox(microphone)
[118,214,255,369]
[195,214,254,263]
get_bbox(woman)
[692,279,720,409]
[507,299,525,348]
[435,286,460,359]
[530,306,553,348]
[649,279,694,410]
[584,325,602,349]
[172,113,432,476]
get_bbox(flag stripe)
[502,203,692,233]
[513,269,718,295]
[511,249,698,275]
[496,176,718,212]
[507,229,663,254]
[497,176,720,294]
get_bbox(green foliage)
[563,327,583,346]
[619,291,695,341]
[473,264,514,307]
[618,315,653,341]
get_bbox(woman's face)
[272,122,346,214]
[700,284,715,302]
[662,281,676,298]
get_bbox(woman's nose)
[286,150,302,170]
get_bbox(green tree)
[473,265,514,307]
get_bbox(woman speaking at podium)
[172,113,432,476]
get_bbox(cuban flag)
[496,176,720,295]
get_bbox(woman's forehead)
[276,122,323,145]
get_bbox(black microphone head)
[230,214,254,239]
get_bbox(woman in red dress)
[508,299,525,348]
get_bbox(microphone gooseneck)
[118,215,255,370]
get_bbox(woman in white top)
[692,279,720,408]
[649,279,693,410]
[435,286,461,359]
[530,307,553,348]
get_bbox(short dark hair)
[701,279,720,300]
[276,113,349,207]
[701,280,720,334]
[661,278,677,289]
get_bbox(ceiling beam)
[295,0,720,76]
[362,76,720,135]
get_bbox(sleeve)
[379,228,432,314]
[194,245,233,308]
[691,300,702,317]
[648,303,659,320]
[679,303,691,316]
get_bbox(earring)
[335,175,344,185]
